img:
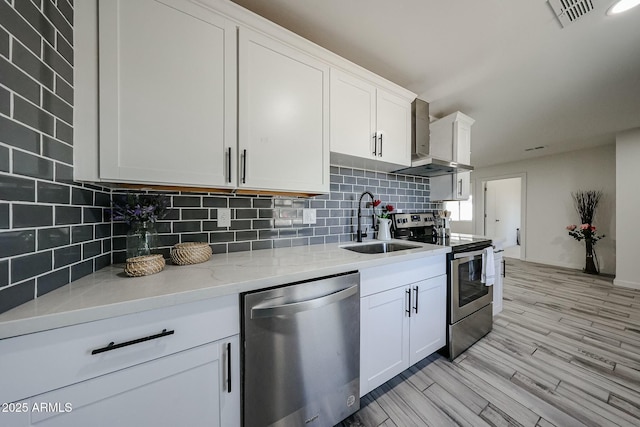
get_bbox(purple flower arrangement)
[110,193,170,225]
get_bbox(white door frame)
[472,172,527,260]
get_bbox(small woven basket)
[124,254,165,277]
[170,242,212,265]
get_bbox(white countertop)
[0,240,450,339]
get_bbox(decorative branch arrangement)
[572,190,602,225]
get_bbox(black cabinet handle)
[227,147,232,183]
[372,133,377,156]
[242,149,247,184]
[378,133,383,157]
[413,286,419,314]
[226,342,232,393]
[502,259,506,278]
[405,288,411,317]
[91,329,174,355]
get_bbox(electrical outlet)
[218,208,231,227]
[302,209,316,225]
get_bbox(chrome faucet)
[357,191,375,242]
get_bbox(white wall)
[472,144,616,274]
[615,129,640,289]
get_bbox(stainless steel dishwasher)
[242,272,360,427]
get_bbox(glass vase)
[126,221,158,260]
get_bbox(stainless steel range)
[392,212,494,360]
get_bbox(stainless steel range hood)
[393,99,474,177]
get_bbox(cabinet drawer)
[360,255,446,297]
[0,294,238,404]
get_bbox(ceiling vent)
[548,0,595,27]
[524,146,546,152]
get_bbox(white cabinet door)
[239,27,329,193]
[376,89,411,166]
[409,276,446,365]
[454,121,472,165]
[23,338,239,427]
[330,69,376,159]
[429,112,474,165]
[360,287,410,397]
[99,0,236,187]
[429,171,470,201]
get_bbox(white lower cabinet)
[23,337,239,427]
[409,277,447,364]
[359,257,447,396]
[0,296,240,427]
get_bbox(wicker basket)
[170,242,212,265]
[124,254,165,277]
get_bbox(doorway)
[484,177,522,259]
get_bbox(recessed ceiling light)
[607,0,640,15]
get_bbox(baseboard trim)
[613,278,640,290]
[524,257,615,276]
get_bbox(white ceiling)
[231,0,640,167]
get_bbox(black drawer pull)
[91,329,175,355]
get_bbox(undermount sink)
[342,242,422,254]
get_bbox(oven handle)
[251,285,358,319]
[453,248,487,260]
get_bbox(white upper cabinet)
[330,69,412,170]
[430,171,471,201]
[238,28,329,193]
[428,111,475,164]
[330,70,376,160]
[376,89,411,166]
[98,0,236,187]
[76,0,415,193]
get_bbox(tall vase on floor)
[566,190,604,276]
[584,238,599,275]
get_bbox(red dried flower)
[372,199,382,207]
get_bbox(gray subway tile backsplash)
[13,204,53,228]
[43,43,73,84]
[0,115,41,154]
[110,167,441,262]
[0,26,9,57]
[12,39,55,90]
[36,268,69,297]
[37,181,70,204]
[0,260,7,287]
[11,250,52,283]
[0,0,112,314]
[13,96,55,136]
[38,227,70,250]
[13,0,56,47]
[13,149,54,180]
[0,87,9,117]
[0,204,8,229]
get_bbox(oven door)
[450,249,494,323]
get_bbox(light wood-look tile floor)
[339,259,640,427]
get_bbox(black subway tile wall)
[111,167,441,263]
[0,0,111,315]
